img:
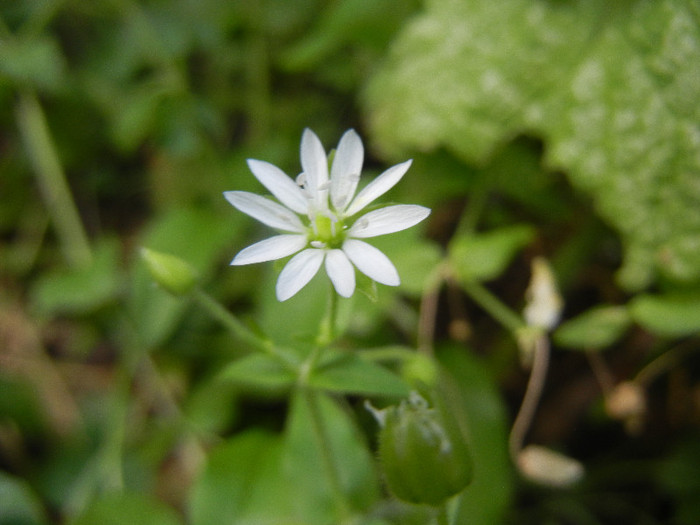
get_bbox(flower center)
[311,214,345,249]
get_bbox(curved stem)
[508,335,551,461]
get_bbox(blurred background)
[1,0,699,524]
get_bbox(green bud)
[140,247,197,296]
[376,392,473,505]
[401,353,439,388]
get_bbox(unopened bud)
[523,257,563,331]
[517,445,584,487]
[606,381,646,434]
[141,247,197,296]
[373,392,473,505]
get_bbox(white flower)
[225,128,431,301]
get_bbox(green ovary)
[312,215,344,248]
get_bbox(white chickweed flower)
[225,128,431,301]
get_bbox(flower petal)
[348,204,430,238]
[276,248,324,301]
[344,160,412,217]
[330,129,364,211]
[246,159,309,214]
[300,128,329,210]
[231,234,307,265]
[325,249,355,298]
[342,239,399,286]
[224,191,305,232]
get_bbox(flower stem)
[436,504,450,525]
[459,278,525,334]
[317,285,339,347]
[508,334,550,461]
[193,288,274,356]
[15,92,92,268]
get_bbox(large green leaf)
[308,349,410,397]
[283,390,380,522]
[436,345,514,525]
[188,431,301,525]
[71,492,181,525]
[364,0,700,290]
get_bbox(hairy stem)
[16,92,92,268]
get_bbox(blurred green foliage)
[1,0,699,524]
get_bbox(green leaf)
[371,230,443,297]
[629,293,700,337]
[0,36,66,92]
[554,305,632,350]
[365,0,700,289]
[436,345,514,525]
[0,471,48,525]
[308,350,410,397]
[448,225,534,283]
[283,390,380,522]
[31,238,122,316]
[71,492,181,525]
[217,353,296,395]
[189,431,301,525]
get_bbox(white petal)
[231,234,307,265]
[246,159,309,214]
[276,248,324,301]
[330,129,364,211]
[224,191,305,232]
[345,160,412,217]
[342,239,399,286]
[348,205,430,238]
[325,249,355,298]
[300,129,329,209]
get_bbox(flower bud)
[517,445,584,487]
[375,392,473,505]
[140,247,197,296]
[523,257,563,331]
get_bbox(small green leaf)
[71,492,181,525]
[0,36,66,91]
[0,471,48,525]
[308,350,410,397]
[629,293,700,338]
[217,354,296,395]
[449,225,534,283]
[554,305,631,350]
[372,232,443,297]
[31,238,122,316]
